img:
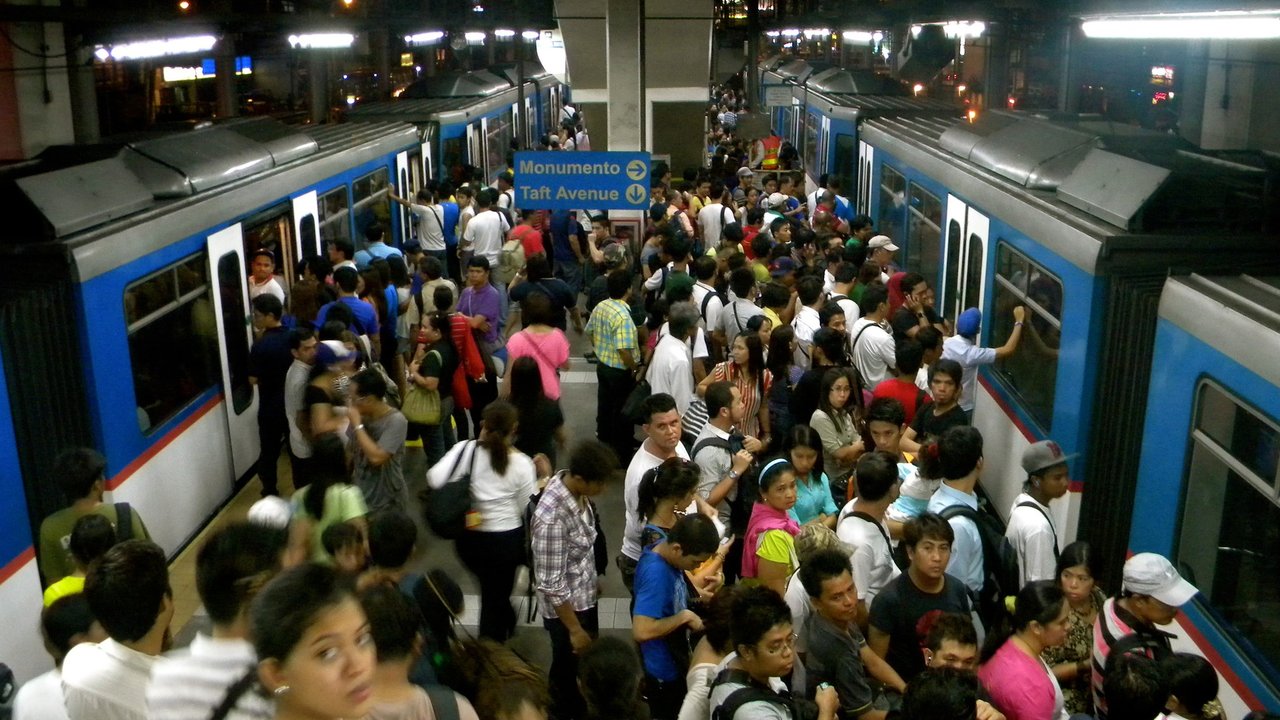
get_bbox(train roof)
[1,119,418,278]
[802,88,960,121]
[347,71,558,125]
[1160,273,1280,388]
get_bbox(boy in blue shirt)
[632,512,721,720]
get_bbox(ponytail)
[918,440,944,481]
[480,401,517,475]
[636,459,700,523]
[636,467,660,523]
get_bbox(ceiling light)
[495,29,515,38]
[843,30,873,42]
[522,30,540,40]
[1081,12,1280,39]
[288,33,354,49]
[405,31,444,45]
[464,32,486,45]
[942,21,985,39]
[98,35,217,60]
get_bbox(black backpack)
[692,436,755,536]
[710,668,815,720]
[421,442,478,540]
[939,502,1021,630]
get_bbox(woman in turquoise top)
[784,425,838,528]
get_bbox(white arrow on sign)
[626,160,647,181]
[626,184,647,204]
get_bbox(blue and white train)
[860,109,1280,713]
[0,118,420,682]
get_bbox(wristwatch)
[728,469,740,480]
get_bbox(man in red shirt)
[508,210,546,260]
[872,338,930,425]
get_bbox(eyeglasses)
[761,633,798,655]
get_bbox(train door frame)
[467,121,483,180]
[206,224,260,482]
[942,195,989,326]
[395,151,412,246]
[423,124,437,182]
[856,141,874,214]
[291,192,320,262]
[525,94,536,147]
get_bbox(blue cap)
[957,308,982,338]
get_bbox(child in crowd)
[322,521,368,576]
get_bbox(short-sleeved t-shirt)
[910,403,968,444]
[872,377,930,425]
[890,306,943,341]
[291,484,369,563]
[348,411,409,514]
[506,330,570,400]
[37,504,151,583]
[836,508,901,606]
[510,279,577,331]
[868,572,974,681]
[757,529,797,576]
[249,326,295,419]
[789,473,838,526]
[633,548,689,682]
[420,341,459,401]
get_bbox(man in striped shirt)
[146,524,283,720]
[585,269,640,461]
[1091,553,1198,719]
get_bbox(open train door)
[292,191,320,261]
[206,224,260,483]
[942,195,989,327]
[396,151,412,246]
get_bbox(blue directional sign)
[513,151,651,210]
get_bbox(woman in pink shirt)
[503,292,570,399]
[978,581,1072,720]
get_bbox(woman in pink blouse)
[978,581,1072,720]
[503,292,570,400]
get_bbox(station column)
[606,0,644,151]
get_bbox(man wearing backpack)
[835,452,902,630]
[1091,553,1198,720]
[1006,440,1072,587]
[924,427,986,598]
[691,382,762,582]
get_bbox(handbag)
[422,441,478,540]
[357,334,403,408]
[402,351,442,424]
[621,361,652,424]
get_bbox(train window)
[243,203,295,294]
[991,242,1062,430]
[215,252,254,415]
[803,111,819,171]
[906,184,941,285]
[964,235,984,310]
[877,165,906,244]
[442,137,465,184]
[319,186,352,248]
[299,215,318,260]
[833,135,855,198]
[123,253,220,433]
[486,113,513,181]
[352,168,392,242]
[1178,381,1280,678]
[943,219,962,319]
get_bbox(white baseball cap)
[868,235,899,252]
[247,496,292,529]
[1122,553,1198,607]
[766,192,789,209]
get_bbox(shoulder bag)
[402,350,443,425]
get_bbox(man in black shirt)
[900,359,967,455]
[250,294,295,496]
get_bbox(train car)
[1131,273,1280,714]
[345,68,566,186]
[0,118,420,682]
[860,110,1280,704]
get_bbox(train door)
[942,195,989,325]
[423,124,437,181]
[395,151,412,246]
[206,224,259,482]
[291,191,319,261]
[468,121,484,178]
[856,141,874,214]
[525,95,536,147]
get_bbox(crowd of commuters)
[10,80,1260,720]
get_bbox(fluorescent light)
[288,33,354,49]
[464,31,486,43]
[405,31,444,45]
[97,35,217,61]
[843,30,873,42]
[872,31,884,42]
[1081,12,1280,39]
[802,28,830,39]
[942,21,985,39]
[780,29,800,37]
[522,30,540,40]
[765,30,781,38]
[494,29,515,38]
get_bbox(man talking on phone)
[692,381,763,583]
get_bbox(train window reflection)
[352,169,392,242]
[906,184,941,287]
[804,111,819,172]
[123,252,219,434]
[1180,381,1280,680]
[991,242,1061,430]
[877,165,905,247]
[319,186,352,248]
[216,252,254,416]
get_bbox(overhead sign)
[513,151,650,210]
[764,85,792,107]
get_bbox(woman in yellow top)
[290,434,369,564]
[740,458,800,596]
[42,514,116,607]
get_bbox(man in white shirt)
[63,540,174,720]
[461,189,510,268]
[848,284,897,388]
[941,306,1026,417]
[696,184,733,249]
[1006,440,1071,587]
[327,238,357,272]
[390,188,447,260]
[836,451,903,629]
[147,524,282,720]
[867,235,899,284]
[284,329,317,497]
[620,393,692,593]
[790,276,825,371]
[648,303,698,416]
[716,267,763,350]
[247,249,285,304]
[13,595,106,720]
[828,263,860,322]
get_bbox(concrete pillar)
[372,28,390,99]
[1056,22,1079,113]
[214,36,237,118]
[1178,40,1209,146]
[309,53,329,124]
[66,39,99,143]
[984,23,1009,110]
[606,0,644,151]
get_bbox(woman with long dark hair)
[697,332,772,442]
[507,356,565,466]
[289,434,368,564]
[783,425,837,527]
[408,311,459,468]
[426,401,539,642]
[977,580,1071,720]
[809,367,866,501]
[1041,541,1107,717]
[764,325,802,444]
